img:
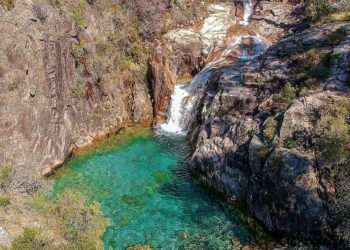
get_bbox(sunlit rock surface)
[0,0,154,185]
[188,22,350,246]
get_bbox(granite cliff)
[151,0,350,248]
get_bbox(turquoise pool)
[53,130,255,249]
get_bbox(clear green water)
[54,131,255,250]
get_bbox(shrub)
[271,83,297,112]
[0,166,11,189]
[29,189,108,250]
[29,193,50,211]
[315,98,350,164]
[11,228,48,250]
[263,117,278,142]
[312,97,350,246]
[281,82,297,101]
[7,82,18,92]
[49,190,107,247]
[93,2,151,84]
[327,26,348,45]
[0,0,15,10]
[285,138,298,149]
[292,49,333,89]
[0,196,10,207]
[305,0,334,20]
[48,0,87,30]
[71,0,87,30]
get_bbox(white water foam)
[236,35,267,61]
[240,0,253,26]
[204,35,267,68]
[159,1,264,136]
[159,84,191,134]
[158,36,267,135]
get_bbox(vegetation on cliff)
[0,0,15,10]
[306,0,350,22]
[1,190,107,250]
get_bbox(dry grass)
[315,97,350,163]
[0,0,15,10]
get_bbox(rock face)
[0,0,153,186]
[0,0,222,185]
[188,19,350,247]
[150,0,304,124]
[150,3,237,124]
[151,0,350,245]
[148,0,350,247]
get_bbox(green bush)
[48,0,87,30]
[0,196,10,207]
[312,97,350,246]
[49,190,107,248]
[292,49,333,89]
[29,189,107,250]
[71,0,87,30]
[306,0,334,20]
[263,117,278,142]
[327,26,348,45]
[271,83,297,112]
[29,193,50,211]
[11,228,48,250]
[285,138,298,149]
[281,82,297,101]
[0,166,11,189]
[315,98,350,163]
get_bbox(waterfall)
[159,84,191,134]
[158,36,266,135]
[158,1,264,136]
[240,0,253,25]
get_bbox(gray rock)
[0,227,11,247]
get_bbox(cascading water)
[241,0,253,25]
[159,84,191,134]
[159,0,261,135]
